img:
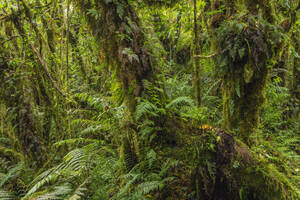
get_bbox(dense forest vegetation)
[0,0,299,199]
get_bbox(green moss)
[234,162,300,200]
[222,66,268,144]
[120,135,137,172]
[219,18,272,144]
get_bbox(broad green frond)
[53,138,99,147]
[0,189,14,200]
[166,96,195,110]
[136,101,161,121]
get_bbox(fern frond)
[0,163,23,187]
[203,79,221,98]
[79,125,108,136]
[53,138,99,147]
[74,93,105,111]
[159,159,179,177]
[32,184,73,200]
[166,96,195,110]
[24,170,60,198]
[67,179,88,200]
[0,189,14,200]
[115,173,141,198]
[135,180,164,195]
[0,137,11,145]
[0,158,10,172]
[0,146,23,160]
[25,144,98,198]
[136,101,160,121]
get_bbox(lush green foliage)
[0,0,299,199]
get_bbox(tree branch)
[30,44,67,97]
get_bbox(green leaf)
[235,82,241,98]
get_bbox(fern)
[24,169,61,199]
[53,138,99,147]
[92,148,179,200]
[136,101,161,121]
[68,179,88,200]
[0,158,9,173]
[135,180,168,195]
[0,163,23,188]
[74,93,105,112]
[24,144,98,199]
[79,125,106,136]
[30,184,73,200]
[115,173,142,199]
[0,146,23,160]
[0,189,14,200]
[166,96,195,110]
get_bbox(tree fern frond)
[67,179,88,200]
[115,173,141,199]
[74,93,105,111]
[159,159,179,177]
[53,138,99,147]
[24,172,60,198]
[203,79,221,98]
[0,189,14,200]
[25,145,98,198]
[139,126,154,138]
[33,181,88,200]
[0,137,11,145]
[135,180,164,195]
[34,184,73,200]
[166,96,195,110]
[0,158,10,172]
[0,146,23,160]
[136,101,160,121]
[79,125,108,136]
[0,163,23,187]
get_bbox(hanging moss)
[214,12,284,144]
[76,0,154,116]
[75,0,157,171]
[222,64,269,143]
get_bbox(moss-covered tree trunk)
[291,29,300,101]
[193,0,202,106]
[291,32,300,120]
[222,65,269,143]
[210,0,280,144]
[76,0,153,115]
[75,0,154,170]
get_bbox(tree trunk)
[211,0,276,144]
[193,0,201,106]
[75,0,155,170]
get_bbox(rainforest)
[0,0,299,199]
